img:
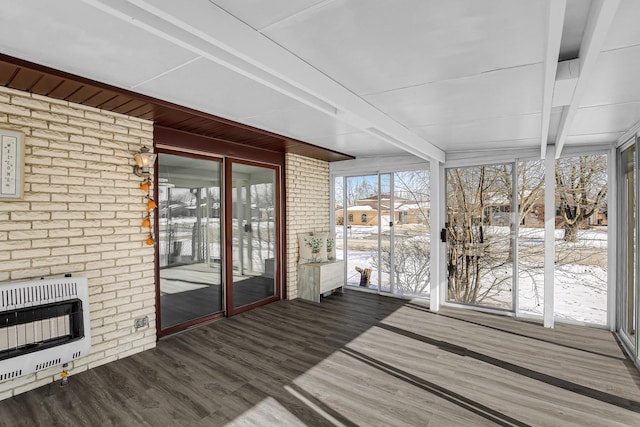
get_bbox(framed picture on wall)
[0,129,25,200]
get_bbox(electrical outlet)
[134,316,149,329]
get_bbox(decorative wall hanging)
[134,146,157,246]
[0,129,25,200]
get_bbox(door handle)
[440,222,449,243]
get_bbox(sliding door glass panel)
[344,175,379,289]
[231,163,277,309]
[620,144,637,346]
[622,145,637,345]
[158,154,223,330]
[554,154,608,325]
[392,170,431,297]
[517,160,545,316]
[446,164,514,309]
[379,174,392,293]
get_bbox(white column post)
[544,145,556,328]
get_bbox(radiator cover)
[0,277,91,382]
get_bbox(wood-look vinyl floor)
[1,290,640,426]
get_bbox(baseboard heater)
[0,276,91,382]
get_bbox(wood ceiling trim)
[0,53,354,162]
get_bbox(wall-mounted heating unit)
[0,276,91,382]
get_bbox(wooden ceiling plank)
[10,68,43,91]
[83,90,120,108]
[98,95,135,111]
[48,80,84,99]
[30,74,64,95]
[0,62,19,86]
[113,99,147,115]
[67,86,102,104]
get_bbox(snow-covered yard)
[336,224,608,325]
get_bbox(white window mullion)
[607,146,617,331]
[512,161,519,315]
[430,160,442,312]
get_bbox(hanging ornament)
[140,178,151,192]
[146,232,155,246]
[141,216,151,228]
[140,171,156,243]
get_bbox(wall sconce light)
[134,146,157,177]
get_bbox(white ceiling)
[0,0,637,163]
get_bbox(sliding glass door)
[228,160,279,314]
[157,153,281,333]
[620,142,638,352]
[445,164,514,310]
[158,153,223,332]
[335,169,431,297]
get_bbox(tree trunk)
[563,222,578,242]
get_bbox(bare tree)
[377,238,430,295]
[446,165,512,306]
[394,170,431,228]
[555,155,607,242]
[346,177,375,207]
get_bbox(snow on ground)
[337,225,608,325]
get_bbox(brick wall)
[0,87,156,399]
[285,153,330,300]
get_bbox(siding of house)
[0,86,156,399]
[285,153,330,300]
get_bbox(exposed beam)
[84,0,446,162]
[540,0,566,159]
[554,0,620,158]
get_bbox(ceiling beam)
[83,0,445,163]
[553,0,620,158]
[540,0,566,159]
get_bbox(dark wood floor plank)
[1,290,640,426]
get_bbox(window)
[361,213,367,223]
[348,214,353,222]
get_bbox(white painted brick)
[0,102,30,116]
[51,246,85,256]
[0,87,158,400]
[49,122,83,135]
[0,202,29,211]
[49,228,83,238]
[51,211,85,220]
[83,228,115,236]
[50,263,84,275]
[25,155,52,166]
[85,111,115,124]
[32,220,69,229]
[49,103,85,118]
[32,110,68,124]
[68,117,100,130]
[83,129,114,140]
[31,238,69,248]
[32,256,69,267]
[11,268,51,280]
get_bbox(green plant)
[326,236,335,252]
[304,235,324,254]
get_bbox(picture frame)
[0,129,25,200]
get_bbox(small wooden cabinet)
[298,260,345,303]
